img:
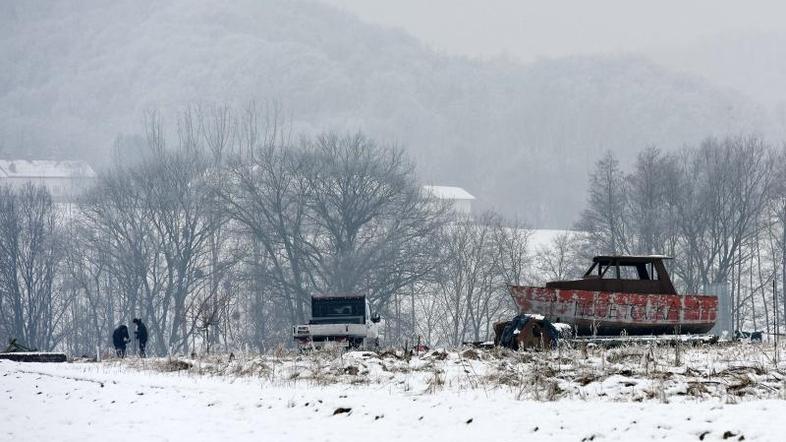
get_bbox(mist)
[2,0,784,227]
[5,3,786,439]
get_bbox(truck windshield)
[310,297,366,324]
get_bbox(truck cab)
[292,294,381,349]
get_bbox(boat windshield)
[585,260,663,281]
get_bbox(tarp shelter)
[494,314,560,350]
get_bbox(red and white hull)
[510,286,717,335]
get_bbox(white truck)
[293,293,381,349]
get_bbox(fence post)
[774,274,779,366]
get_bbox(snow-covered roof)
[422,185,475,200]
[0,160,96,179]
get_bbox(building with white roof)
[0,160,97,202]
[422,185,476,216]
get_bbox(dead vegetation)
[118,341,786,403]
[155,358,193,372]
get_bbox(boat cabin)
[545,255,677,295]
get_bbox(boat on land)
[509,255,718,336]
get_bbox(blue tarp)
[500,314,559,350]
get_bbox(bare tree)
[626,146,680,255]
[577,151,629,255]
[767,145,786,329]
[302,133,447,311]
[535,231,583,283]
[59,220,116,356]
[670,136,773,327]
[0,184,64,350]
[199,103,234,162]
[80,161,156,350]
[219,143,314,326]
[432,212,528,345]
[82,116,230,355]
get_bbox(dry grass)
[115,341,786,403]
[155,358,193,372]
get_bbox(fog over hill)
[0,0,770,226]
[651,30,786,138]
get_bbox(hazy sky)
[320,0,786,61]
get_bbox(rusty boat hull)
[509,286,718,335]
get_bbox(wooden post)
[205,323,211,355]
[772,273,780,367]
[674,325,681,366]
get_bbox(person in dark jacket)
[112,325,130,358]
[132,318,148,358]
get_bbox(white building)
[0,160,97,202]
[422,185,476,216]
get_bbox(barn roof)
[422,185,475,200]
[0,160,96,179]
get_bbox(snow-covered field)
[3,343,786,441]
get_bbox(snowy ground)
[3,343,786,441]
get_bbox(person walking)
[132,318,148,358]
[112,325,130,358]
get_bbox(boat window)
[586,259,664,280]
[604,263,651,280]
[617,265,642,279]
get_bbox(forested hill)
[0,0,767,226]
